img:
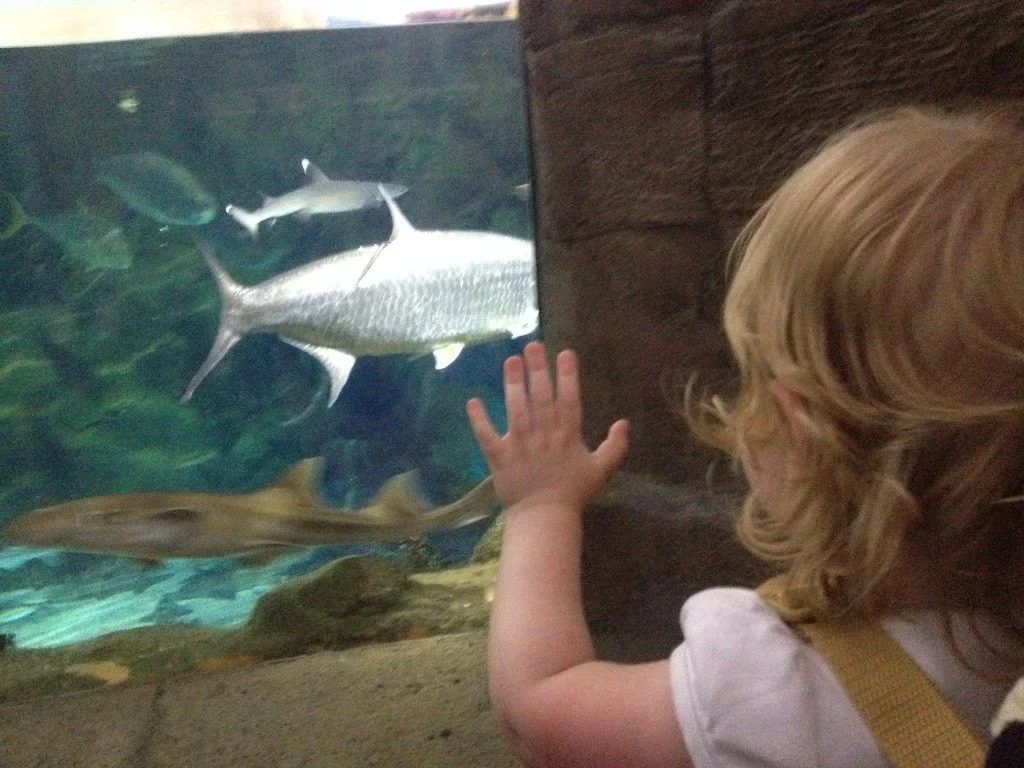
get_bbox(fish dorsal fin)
[273,457,325,501]
[371,472,428,521]
[350,185,414,289]
[377,184,416,242]
[301,158,331,185]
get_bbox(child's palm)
[467,342,628,509]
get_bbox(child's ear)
[769,381,811,454]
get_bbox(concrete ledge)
[0,631,518,768]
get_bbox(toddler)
[467,106,1024,767]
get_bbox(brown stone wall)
[520,0,1024,655]
[523,0,1024,482]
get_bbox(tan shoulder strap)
[757,579,985,768]
[798,620,985,768]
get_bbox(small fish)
[94,151,217,227]
[182,186,536,406]
[225,158,408,237]
[0,193,132,270]
[1,458,496,561]
[37,205,133,270]
[513,182,531,200]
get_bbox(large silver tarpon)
[182,187,537,406]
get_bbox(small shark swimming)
[0,458,496,561]
[182,186,537,407]
[225,159,408,236]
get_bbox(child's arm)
[467,341,693,768]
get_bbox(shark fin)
[371,472,429,521]
[301,158,331,184]
[279,338,356,407]
[432,343,464,370]
[273,458,326,499]
[377,184,417,241]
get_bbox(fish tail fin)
[432,476,498,530]
[225,204,260,237]
[0,191,31,241]
[392,476,497,533]
[181,242,246,403]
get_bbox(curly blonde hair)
[687,106,1024,634]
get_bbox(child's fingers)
[523,341,555,431]
[503,354,531,437]
[466,398,501,460]
[554,349,582,435]
[593,419,629,476]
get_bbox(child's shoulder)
[671,587,887,766]
[670,587,1011,767]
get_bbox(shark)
[225,159,408,236]
[0,458,496,561]
[182,186,537,407]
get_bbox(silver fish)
[225,158,408,236]
[1,458,496,561]
[182,186,537,406]
[94,151,218,227]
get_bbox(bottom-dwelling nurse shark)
[1,458,496,561]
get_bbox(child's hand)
[466,341,629,510]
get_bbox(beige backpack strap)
[757,578,985,768]
[798,620,985,768]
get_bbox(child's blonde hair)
[689,106,1024,636]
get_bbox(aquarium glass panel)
[0,17,533,702]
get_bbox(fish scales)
[183,185,537,406]
[246,245,533,354]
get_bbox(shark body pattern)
[226,159,408,236]
[1,459,495,561]
[183,186,537,406]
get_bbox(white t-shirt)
[668,587,1012,767]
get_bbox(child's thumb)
[594,419,629,475]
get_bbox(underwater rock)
[65,659,131,685]
[244,555,410,647]
[470,513,504,563]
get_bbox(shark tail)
[225,204,261,237]
[180,242,247,403]
[368,474,497,534]
[415,476,497,532]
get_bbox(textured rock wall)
[520,0,1024,654]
